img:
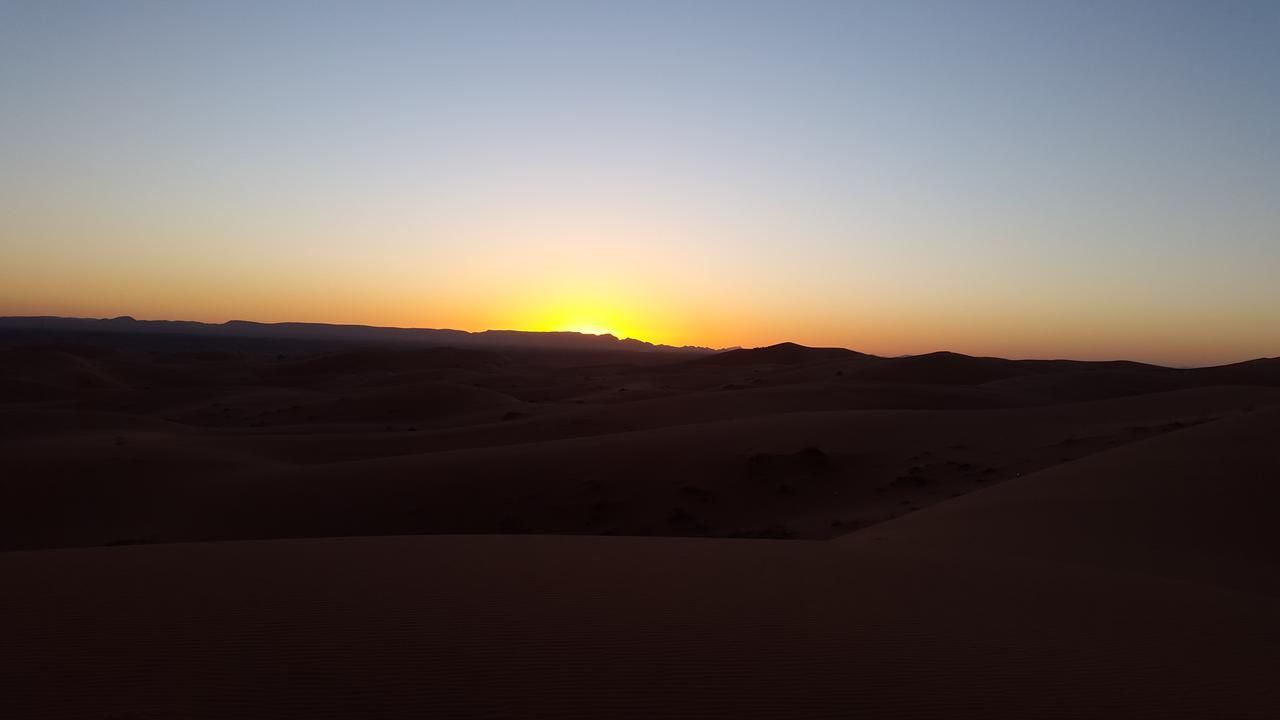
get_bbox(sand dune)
[689,340,866,366]
[2,385,1274,549]
[844,406,1280,597]
[3,334,1280,550]
[3,333,1279,716]
[3,411,1278,718]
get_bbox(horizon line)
[2,313,1276,370]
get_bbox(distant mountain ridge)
[4,318,1276,374]
[0,316,717,354]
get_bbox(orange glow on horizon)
[2,259,1277,365]
[559,324,618,337]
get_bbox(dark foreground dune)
[3,409,1279,718]
[2,329,1279,717]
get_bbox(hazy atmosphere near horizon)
[2,1,1278,365]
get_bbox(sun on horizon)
[517,298,648,343]
[1,2,1277,368]
[559,323,620,338]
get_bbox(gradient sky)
[2,1,1277,365]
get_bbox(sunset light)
[560,324,618,338]
[4,3,1280,716]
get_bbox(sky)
[1,1,1277,365]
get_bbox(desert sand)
[1,329,1278,717]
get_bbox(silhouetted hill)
[692,342,867,366]
[845,351,1023,384]
[0,316,715,355]
[1188,357,1280,386]
[846,352,1164,386]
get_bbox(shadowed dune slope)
[845,352,1173,387]
[2,407,1279,718]
[1190,356,1280,385]
[843,405,1280,597]
[3,385,1273,550]
[849,351,1037,384]
[0,346,128,391]
[4,332,1280,551]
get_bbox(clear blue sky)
[2,1,1277,364]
